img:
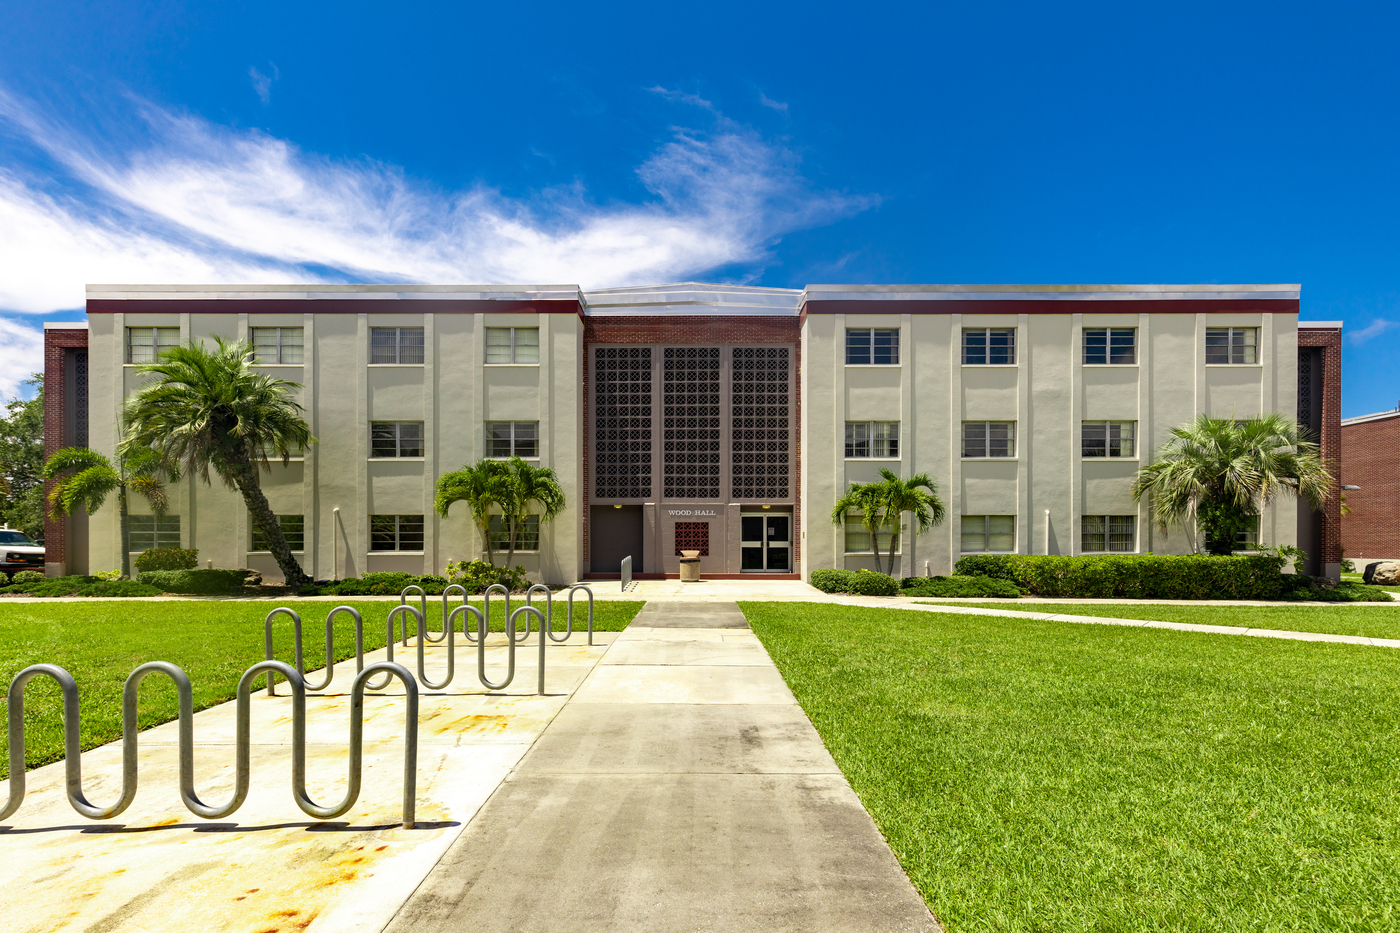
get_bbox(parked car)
[0,526,45,573]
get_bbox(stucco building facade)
[43,282,1343,582]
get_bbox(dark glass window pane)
[369,515,397,550]
[846,329,872,365]
[397,422,423,457]
[1205,328,1230,364]
[487,422,513,457]
[1083,328,1108,365]
[962,329,987,365]
[397,515,425,551]
[988,329,1015,365]
[962,423,986,458]
[513,422,538,457]
[741,546,764,569]
[1082,422,1107,457]
[872,329,899,365]
[741,516,764,541]
[988,423,1014,457]
[371,423,398,457]
[370,328,399,364]
[1109,328,1135,364]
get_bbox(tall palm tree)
[434,458,511,566]
[43,446,171,578]
[498,457,566,567]
[1132,412,1333,555]
[831,480,894,574]
[875,469,947,577]
[120,338,316,587]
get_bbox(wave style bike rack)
[526,584,598,646]
[383,603,549,695]
[263,606,365,696]
[2,659,420,827]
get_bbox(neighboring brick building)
[41,322,90,576]
[1341,405,1400,564]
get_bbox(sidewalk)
[382,601,941,932]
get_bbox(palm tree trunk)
[505,513,518,569]
[869,520,883,575]
[230,456,310,588]
[118,486,131,579]
[480,516,497,567]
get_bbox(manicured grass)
[742,602,1400,933]
[0,598,643,777]
[942,602,1400,641]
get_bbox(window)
[129,515,180,551]
[1206,516,1259,551]
[1083,327,1136,365]
[845,328,899,365]
[1081,421,1136,458]
[370,326,425,364]
[259,439,305,460]
[486,422,539,458]
[487,515,540,551]
[370,514,425,551]
[962,422,1016,458]
[250,514,305,551]
[126,327,179,364]
[251,327,304,364]
[370,422,424,458]
[962,328,1016,365]
[1206,327,1257,365]
[843,516,897,554]
[961,515,1015,552]
[485,327,540,364]
[1082,515,1135,553]
[845,421,900,458]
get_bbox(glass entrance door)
[740,513,791,572]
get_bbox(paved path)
[384,601,941,933]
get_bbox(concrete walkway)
[383,601,941,932]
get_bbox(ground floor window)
[961,515,1015,552]
[129,515,180,551]
[488,515,539,551]
[1081,515,1135,552]
[370,514,425,551]
[251,514,305,551]
[843,515,897,554]
[1205,515,1259,552]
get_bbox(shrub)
[901,575,1023,598]
[444,560,530,594]
[137,569,246,595]
[846,569,899,596]
[134,547,199,572]
[77,580,162,597]
[953,553,1287,600]
[12,570,46,584]
[0,575,161,597]
[810,569,855,593]
[1280,581,1394,603]
[305,572,451,597]
[92,569,124,581]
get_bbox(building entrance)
[740,512,790,572]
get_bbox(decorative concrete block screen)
[594,347,653,499]
[674,521,711,556]
[663,347,721,499]
[731,346,791,499]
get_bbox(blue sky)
[0,0,1396,414]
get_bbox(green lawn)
[0,598,643,777]
[742,602,1400,933]
[940,602,1400,641]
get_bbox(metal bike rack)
[483,583,531,644]
[566,584,597,646]
[263,606,365,696]
[621,555,632,592]
[399,585,450,645]
[3,658,420,828]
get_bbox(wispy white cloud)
[647,85,718,114]
[248,64,278,105]
[0,316,45,401]
[0,84,871,320]
[1347,318,1395,344]
[759,93,789,113]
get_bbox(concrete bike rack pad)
[0,629,617,933]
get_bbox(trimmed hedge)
[810,569,855,593]
[304,572,450,597]
[134,547,199,572]
[137,568,246,595]
[1280,582,1395,603]
[954,553,1287,600]
[11,570,46,584]
[901,575,1023,598]
[847,570,900,596]
[0,575,161,597]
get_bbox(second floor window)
[1083,327,1136,365]
[129,514,180,550]
[370,326,425,364]
[1082,421,1136,458]
[845,421,899,458]
[251,327,304,364]
[845,328,899,365]
[126,326,179,364]
[250,514,305,551]
[962,421,1016,458]
[963,328,1016,365]
[370,514,424,551]
[1082,515,1135,553]
[962,515,1015,552]
[1206,327,1257,364]
[487,421,538,458]
[485,327,540,364]
[371,421,424,458]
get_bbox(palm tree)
[43,446,171,578]
[498,457,566,567]
[831,480,894,574]
[1132,413,1333,555]
[120,338,316,587]
[434,458,511,566]
[875,469,947,577]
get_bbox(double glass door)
[741,513,790,572]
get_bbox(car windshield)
[0,531,38,546]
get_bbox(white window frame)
[961,515,1016,553]
[1082,327,1137,365]
[1081,515,1136,553]
[844,421,900,459]
[962,422,1017,459]
[1205,327,1259,365]
[249,514,306,553]
[370,421,425,459]
[486,421,540,458]
[369,514,425,552]
[961,328,1016,365]
[125,327,180,365]
[844,328,900,366]
[484,327,541,365]
[250,327,305,365]
[369,326,425,365]
[1081,421,1137,459]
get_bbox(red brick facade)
[1341,412,1400,560]
[42,327,89,568]
[1299,327,1343,567]
[580,316,802,574]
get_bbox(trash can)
[679,555,701,582]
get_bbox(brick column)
[42,326,89,575]
[1299,326,1343,576]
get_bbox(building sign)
[666,509,718,517]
